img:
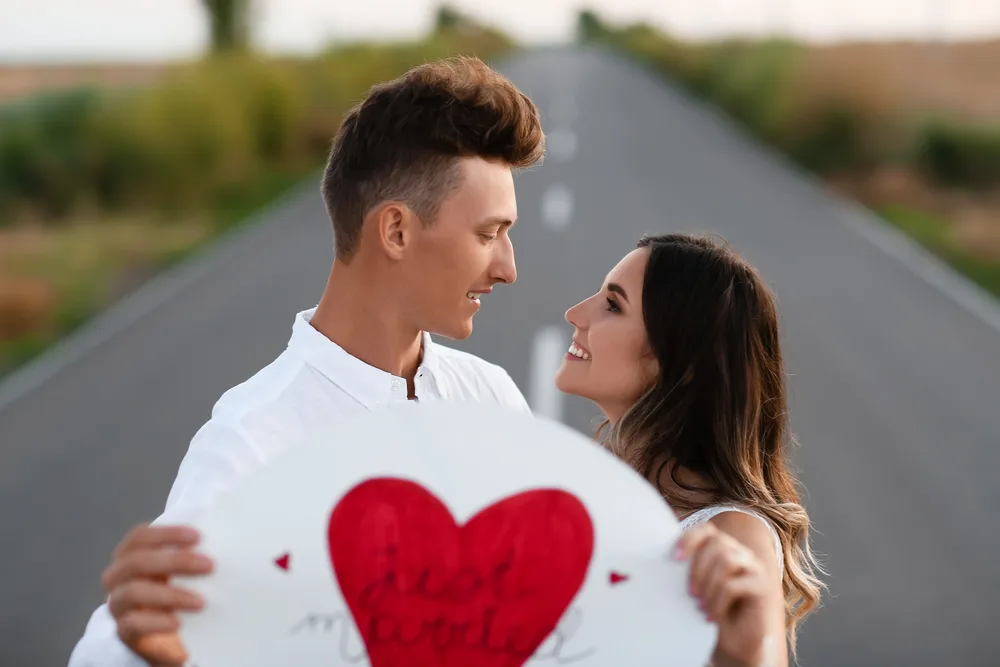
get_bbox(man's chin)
[427,318,474,341]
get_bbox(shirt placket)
[388,376,409,403]
[413,367,441,402]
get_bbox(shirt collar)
[288,307,437,410]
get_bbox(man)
[68,55,545,667]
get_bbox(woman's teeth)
[467,291,479,301]
[567,342,591,360]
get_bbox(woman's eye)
[606,298,621,313]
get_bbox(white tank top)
[678,505,784,576]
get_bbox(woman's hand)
[675,521,782,666]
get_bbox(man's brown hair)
[320,56,545,259]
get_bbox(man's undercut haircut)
[321,56,545,259]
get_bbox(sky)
[1,0,999,62]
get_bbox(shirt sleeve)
[67,420,262,667]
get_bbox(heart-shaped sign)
[176,401,717,667]
[328,477,594,667]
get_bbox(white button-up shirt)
[68,307,531,667]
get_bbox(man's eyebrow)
[480,216,515,228]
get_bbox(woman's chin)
[554,367,585,399]
[553,367,570,394]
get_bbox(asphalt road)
[2,46,998,667]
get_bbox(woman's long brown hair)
[597,233,825,657]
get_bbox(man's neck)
[310,259,424,389]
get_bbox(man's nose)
[492,237,517,284]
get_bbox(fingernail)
[194,554,214,570]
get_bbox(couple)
[69,56,823,667]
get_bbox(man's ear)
[371,201,415,260]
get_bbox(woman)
[555,233,824,666]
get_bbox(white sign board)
[177,401,716,667]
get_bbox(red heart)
[274,553,290,572]
[328,477,594,667]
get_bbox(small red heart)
[609,571,629,585]
[274,552,290,572]
[328,477,594,667]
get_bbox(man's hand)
[101,524,213,667]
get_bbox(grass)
[877,204,1000,298]
[0,218,211,375]
[0,162,311,377]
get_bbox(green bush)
[0,26,514,226]
[879,204,1000,297]
[576,9,612,43]
[0,88,107,219]
[582,17,879,175]
[784,104,869,172]
[698,39,798,142]
[918,120,1000,189]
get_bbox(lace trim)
[679,505,784,576]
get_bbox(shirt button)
[391,380,400,390]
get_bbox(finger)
[707,572,763,622]
[689,533,729,599]
[108,580,205,618]
[675,523,718,561]
[103,548,213,591]
[703,546,757,613]
[116,610,180,646]
[113,525,200,558]
[135,633,189,666]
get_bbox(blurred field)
[0,18,514,376]
[4,13,999,378]
[578,12,1000,300]
[0,63,166,103]
[797,40,1000,122]
[799,40,1000,291]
